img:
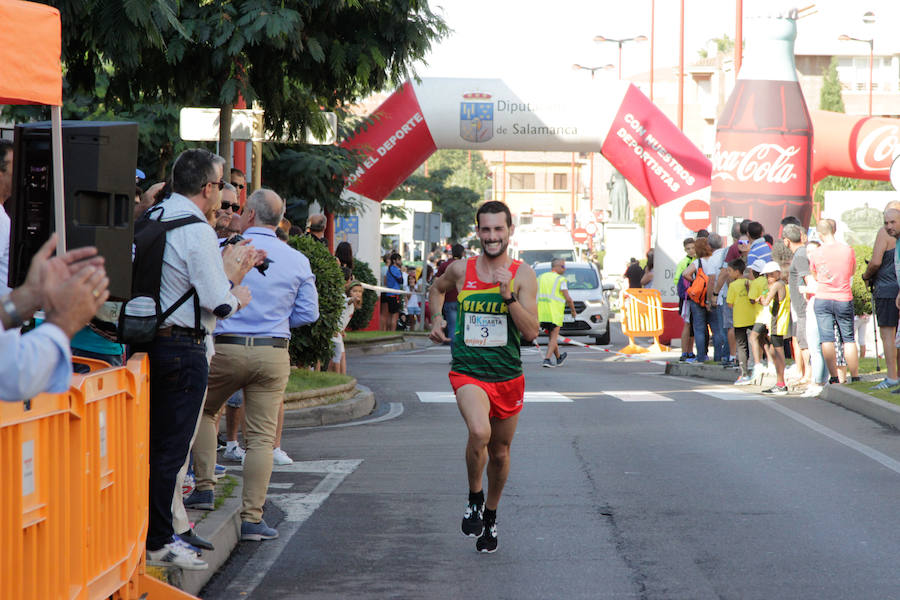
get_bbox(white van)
[510,230,577,267]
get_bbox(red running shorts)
[448,371,525,419]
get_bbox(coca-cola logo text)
[712,142,801,184]
[856,124,898,172]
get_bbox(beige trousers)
[194,343,291,523]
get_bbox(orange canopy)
[0,0,62,106]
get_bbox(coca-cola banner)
[811,110,900,183]
[600,84,712,207]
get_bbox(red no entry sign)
[572,228,589,244]
[680,199,710,231]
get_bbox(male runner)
[428,201,539,553]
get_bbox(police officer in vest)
[537,258,577,367]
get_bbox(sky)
[412,0,899,83]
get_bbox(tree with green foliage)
[698,34,735,58]
[852,244,873,316]
[820,56,845,113]
[387,150,489,240]
[15,1,447,211]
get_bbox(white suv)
[533,261,612,345]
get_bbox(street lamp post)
[571,63,615,79]
[593,35,648,79]
[839,12,876,116]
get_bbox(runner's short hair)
[476,201,512,227]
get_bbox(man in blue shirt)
[0,234,109,401]
[746,221,772,266]
[189,188,319,542]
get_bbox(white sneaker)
[146,538,208,571]
[222,445,246,462]
[751,363,764,379]
[273,447,294,465]
[801,384,823,397]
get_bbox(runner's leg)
[485,413,519,510]
[456,385,491,493]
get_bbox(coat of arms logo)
[460,92,493,143]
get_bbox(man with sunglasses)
[231,167,246,193]
[214,182,242,238]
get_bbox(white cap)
[761,260,782,275]
[750,259,767,273]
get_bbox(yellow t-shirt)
[726,278,755,327]
[748,276,769,325]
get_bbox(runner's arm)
[428,260,464,343]
[505,264,540,342]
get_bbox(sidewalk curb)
[821,384,900,430]
[664,361,779,384]
[180,478,243,596]
[283,384,375,428]
[346,340,415,356]
[284,378,358,406]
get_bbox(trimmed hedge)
[348,258,378,330]
[288,236,345,367]
[852,244,873,316]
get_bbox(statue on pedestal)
[607,170,629,223]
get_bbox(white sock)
[226,440,239,451]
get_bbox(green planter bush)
[852,244,873,316]
[348,258,378,331]
[288,236,345,367]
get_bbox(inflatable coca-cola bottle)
[710,7,813,232]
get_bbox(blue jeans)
[814,298,855,343]
[708,305,728,362]
[137,334,209,550]
[689,299,710,360]
[807,300,829,385]
[443,301,459,350]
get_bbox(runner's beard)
[480,238,508,257]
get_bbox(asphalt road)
[201,333,900,600]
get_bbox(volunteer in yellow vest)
[537,259,577,368]
[428,200,539,554]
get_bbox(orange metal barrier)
[621,288,670,354]
[1,354,197,600]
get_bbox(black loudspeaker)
[7,121,138,299]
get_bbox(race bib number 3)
[464,313,508,347]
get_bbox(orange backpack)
[686,262,709,307]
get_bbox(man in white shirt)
[133,148,253,571]
[706,233,729,363]
[0,234,109,400]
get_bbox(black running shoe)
[476,522,498,553]
[556,352,568,367]
[461,501,483,537]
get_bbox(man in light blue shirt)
[191,188,318,542]
[1,234,110,401]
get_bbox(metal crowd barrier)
[0,354,197,599]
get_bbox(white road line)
[606,391,674,402]
[268,482,294,489]
[675,379,900,476]
[221,459,363,597]
[305,402,405,430]
[416,391,572,403]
